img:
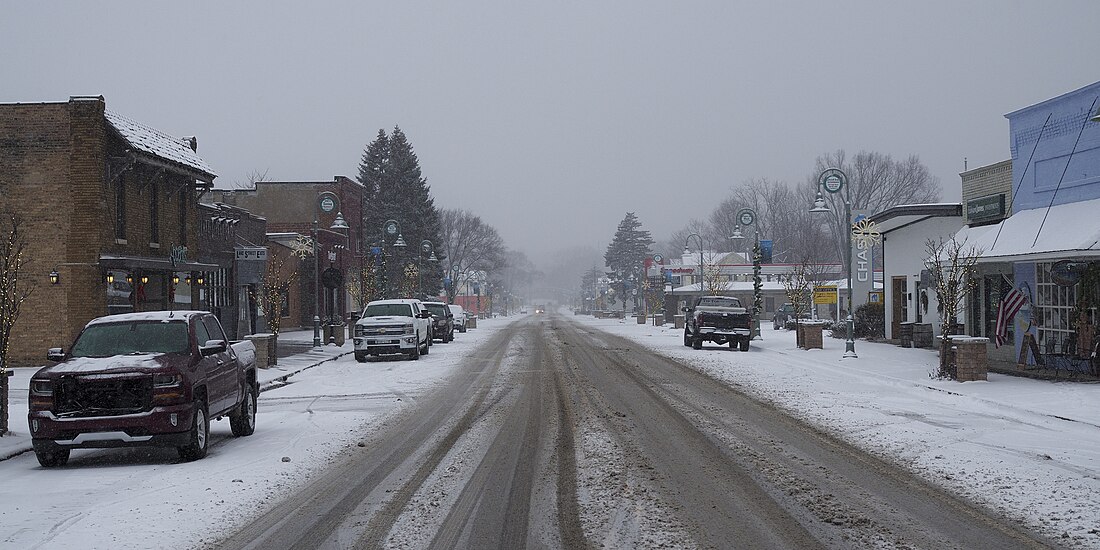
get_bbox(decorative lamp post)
[683,233,704,305]
[810,168,857,358]
[379,219,405,299]
[731,208,762,338]
[418,240,435,299]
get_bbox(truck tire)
[684,328,692,347]
[409,336,422,360]
[459,325,466,333]
[229,384,257,437]
[739,338,750,352]
[422,333,430,355]
[729,339,737,350]
[33,443,69,468]
[178,399,209,461]
[355,351,367,363]
[692,333,703,350]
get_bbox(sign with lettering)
[966,194,1006,222]
[851,209,874,311]
[235,247,268,261]
[814,285,838,305]
[170,245,188,267]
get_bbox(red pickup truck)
[27,311,258,467]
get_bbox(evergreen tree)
[356,127,445,298]
[604,212,654,284]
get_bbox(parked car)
[422,301,455,343]
[773,303,812,329]
[28,311,258,467]
[683,296,753,351]
[353,299,432,362]
[449,304,468,333]
[534,304,546,314]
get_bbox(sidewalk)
[0,329,351,461]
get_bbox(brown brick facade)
[0,97,214,367]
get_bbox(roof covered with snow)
[105,110,217,182]
[957,197,1100,262]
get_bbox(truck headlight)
[404,323,414,335]
[30,379,53,396]
[153,373,182,387]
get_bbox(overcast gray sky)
[4,1,1098,269]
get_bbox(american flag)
[994,286,1027,348]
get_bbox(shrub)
[854,302,885,339]
[827,321,847,338]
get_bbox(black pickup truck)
[683,296,753,351]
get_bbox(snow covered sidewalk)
[571,313,1100,547]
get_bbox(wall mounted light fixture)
[49,270,60,284]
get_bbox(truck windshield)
[363,304,414,317]
[70,321,190,358]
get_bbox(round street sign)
[384,220,399,236]
[318,192,339,213]
[653,254,663,263]
[737,208,756,227]
[632,288,638,296]
[819,168,847,194]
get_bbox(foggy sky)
[3,1,1099,272]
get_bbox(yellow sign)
[814,285,837,305]
[869,290,883,304]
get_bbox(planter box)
[898,322,914,348]
[245,333,277,368]
[674,314,686,329]
[949,336,989,381]
[798,322,826,350]
[653,314,665,326]
[636,314,646,324]
[913,323,934,349]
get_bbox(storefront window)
[1035,262,1077,354]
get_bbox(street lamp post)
[683,233,704,306]
[731,208,762,339]
[378,219,406,299]
[417,240,436,299]
[810,168,857,358]
[312,220,321,348]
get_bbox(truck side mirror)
[47,348,65,361]
[200,340,227,356]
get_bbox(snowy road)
[214,313,1052,549]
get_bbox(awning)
[99,255,224,271]
[955,197,1100,263]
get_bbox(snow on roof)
[104,110,217,181]
[958,197,1100,262]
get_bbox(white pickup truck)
[353,299,433,361]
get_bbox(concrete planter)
[653,314,665,326]
[673,314,686,329]
[636,314,646,324]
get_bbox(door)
[200,315,238,414]
[891,277,907,339]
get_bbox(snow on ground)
[0,320,507,550]
[570,312,1100,548]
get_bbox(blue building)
[964,80,1100,370]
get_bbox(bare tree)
[231,168,270,190]
[255,246,299,336]
[924,236,982,378]
[438,209,506,303]
[0,214,33,435]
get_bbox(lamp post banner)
[851,208,874,312]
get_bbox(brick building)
[196,202,268,340]
[216,177,366,328]
[0,96,220,366]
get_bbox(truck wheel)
[729,339,737,349]
[740,338,750,352]
[229,384,257,437]
[178,399,209,461]
[459,325,466,333]
[692,333,703,350]
[33,443,69,467]
[355,352,367,363]
[409,336,422,360]
[684,328,692,347]
[422,333,430,355]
